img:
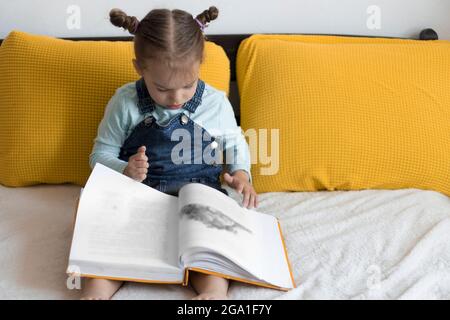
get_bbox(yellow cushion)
[0,30,230,187]
[237,34,450,196]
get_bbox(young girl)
[81,6,258,300]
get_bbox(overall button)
[180,114,189,125]
[210,141,218,149]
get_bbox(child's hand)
[123,146,149,182]
[223,171,258,209]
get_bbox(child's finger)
[132,168,146,181]
[134,157,146,161]
[247,193,255,209]
[134,160,149,168]
[242,188,250,207]
[138,145,146,153]
[223,172,233,184]
[133,154,148,162]
[136,167,148,174]
[236,182,244,194]
[131,146,147,161]
[251,193,258,209]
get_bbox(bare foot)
[80,278,123,300]
[192,292,229,300]
[190,272,229,300]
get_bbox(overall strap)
[183,79,205,113]
[135,77,155,114]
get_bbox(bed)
[1,183,449,299]
[0,32,449,300]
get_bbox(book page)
[69,163,181,276]
[247,210,295,289]
[177,183,295,289]
[177,183,260,277]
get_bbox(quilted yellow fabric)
[0,30,230,187]
[237,34,450,196]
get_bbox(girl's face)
[133,58,200,110]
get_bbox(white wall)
[1,0,449,40]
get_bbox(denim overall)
[118,78,228,197]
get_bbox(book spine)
[182,268,190,286]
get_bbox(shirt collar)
[135,77,205,114]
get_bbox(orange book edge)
[68,194,296,290]
[277,220,297,289]
[183,267,290,292]
[70,273,184,285]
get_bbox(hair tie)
[132,20,140,34]
[195,18,207,32]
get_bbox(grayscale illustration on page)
[180,203,253,235]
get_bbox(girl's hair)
[109,6,219,70]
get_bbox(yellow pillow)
[0,30,230,187]
[237,34,450,196]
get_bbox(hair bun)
[196,6,219,25]
[109,8,140,35]
[205,6,219,22]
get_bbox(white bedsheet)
[0,183,449,299]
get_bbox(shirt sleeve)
[218,92,253,184]
[89,90,130,174]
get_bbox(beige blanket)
[0,184,449,299]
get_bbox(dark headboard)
[0,30,438,124]
[0,30,437,78]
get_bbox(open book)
[67,163,295,291]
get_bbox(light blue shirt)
[89,81,252,183]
